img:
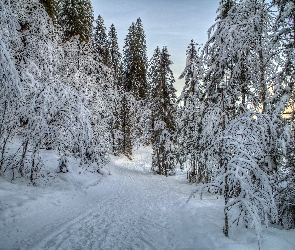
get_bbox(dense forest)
[1,0,294,245]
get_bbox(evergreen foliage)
[108,24,123,82]
[39,0,57,20]
[177,40,204,181]
[93,15,111,67]
[121,18,149,157]
[57,0,93,43]
[149,46,177,176]
[123,18,148,101]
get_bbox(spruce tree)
[93,15,111,67]
[149,46,177,176]
[178,40,200,106]
[177,40,204,182]
[39,0,57,20]
[123,18,148,101]
[57,0,93,43]
[121,18,148,157]
[272,0,295,229]
[108,23,123,81]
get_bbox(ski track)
[1,158,295,250]
[32,166,185,250]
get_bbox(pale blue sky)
[91,0,220,95]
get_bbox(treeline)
[1,0,295,242]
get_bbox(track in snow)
[1,153,294,250]
[26,163,222,250]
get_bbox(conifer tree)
[272,0,295,229]
[191,0,292,240]
[57,0,93,43]
[108,23,123,82]
[178,40,200,106]
[149,46,177,176]
[93,15,111,67]
[177,40,204,182]
[123,18,148,101]
[107,23,124,155]
[121,18,148,157]
[39,0,57,20]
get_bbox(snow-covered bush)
[58,155,69,173]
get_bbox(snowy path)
[1,151,295,250]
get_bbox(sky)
[91,0,220,95]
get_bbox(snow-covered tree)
[185,0,292,243]
[0,0,23,171]
[0,0,101,183]
[123,18,148,101]
[191,112,280,247]
[93,15,111,67]
[177,40,204,180]
[54,34,116,162]
[108,23,123,82]
[149,46,177,176]
[121,18,149,157]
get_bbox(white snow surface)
[0,147,294,250]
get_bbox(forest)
[0,0,295,249]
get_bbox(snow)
[0,147,294,250]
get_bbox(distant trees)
[108,24,123,82]
[177,40,203,180]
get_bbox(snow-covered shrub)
[58,156,69,173]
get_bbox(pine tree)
[149,46,177,176]
[192,0,289,241]
[107,23,124,155]
[39,0,57,20]
[272,0,295,229]
[108,23,123,82]
[177,40,204,182]
[123,18,148,101]
[93,15,111,67]
[57,0,93,43]
[121,18,148,157]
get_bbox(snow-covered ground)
[0,147,294,250]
